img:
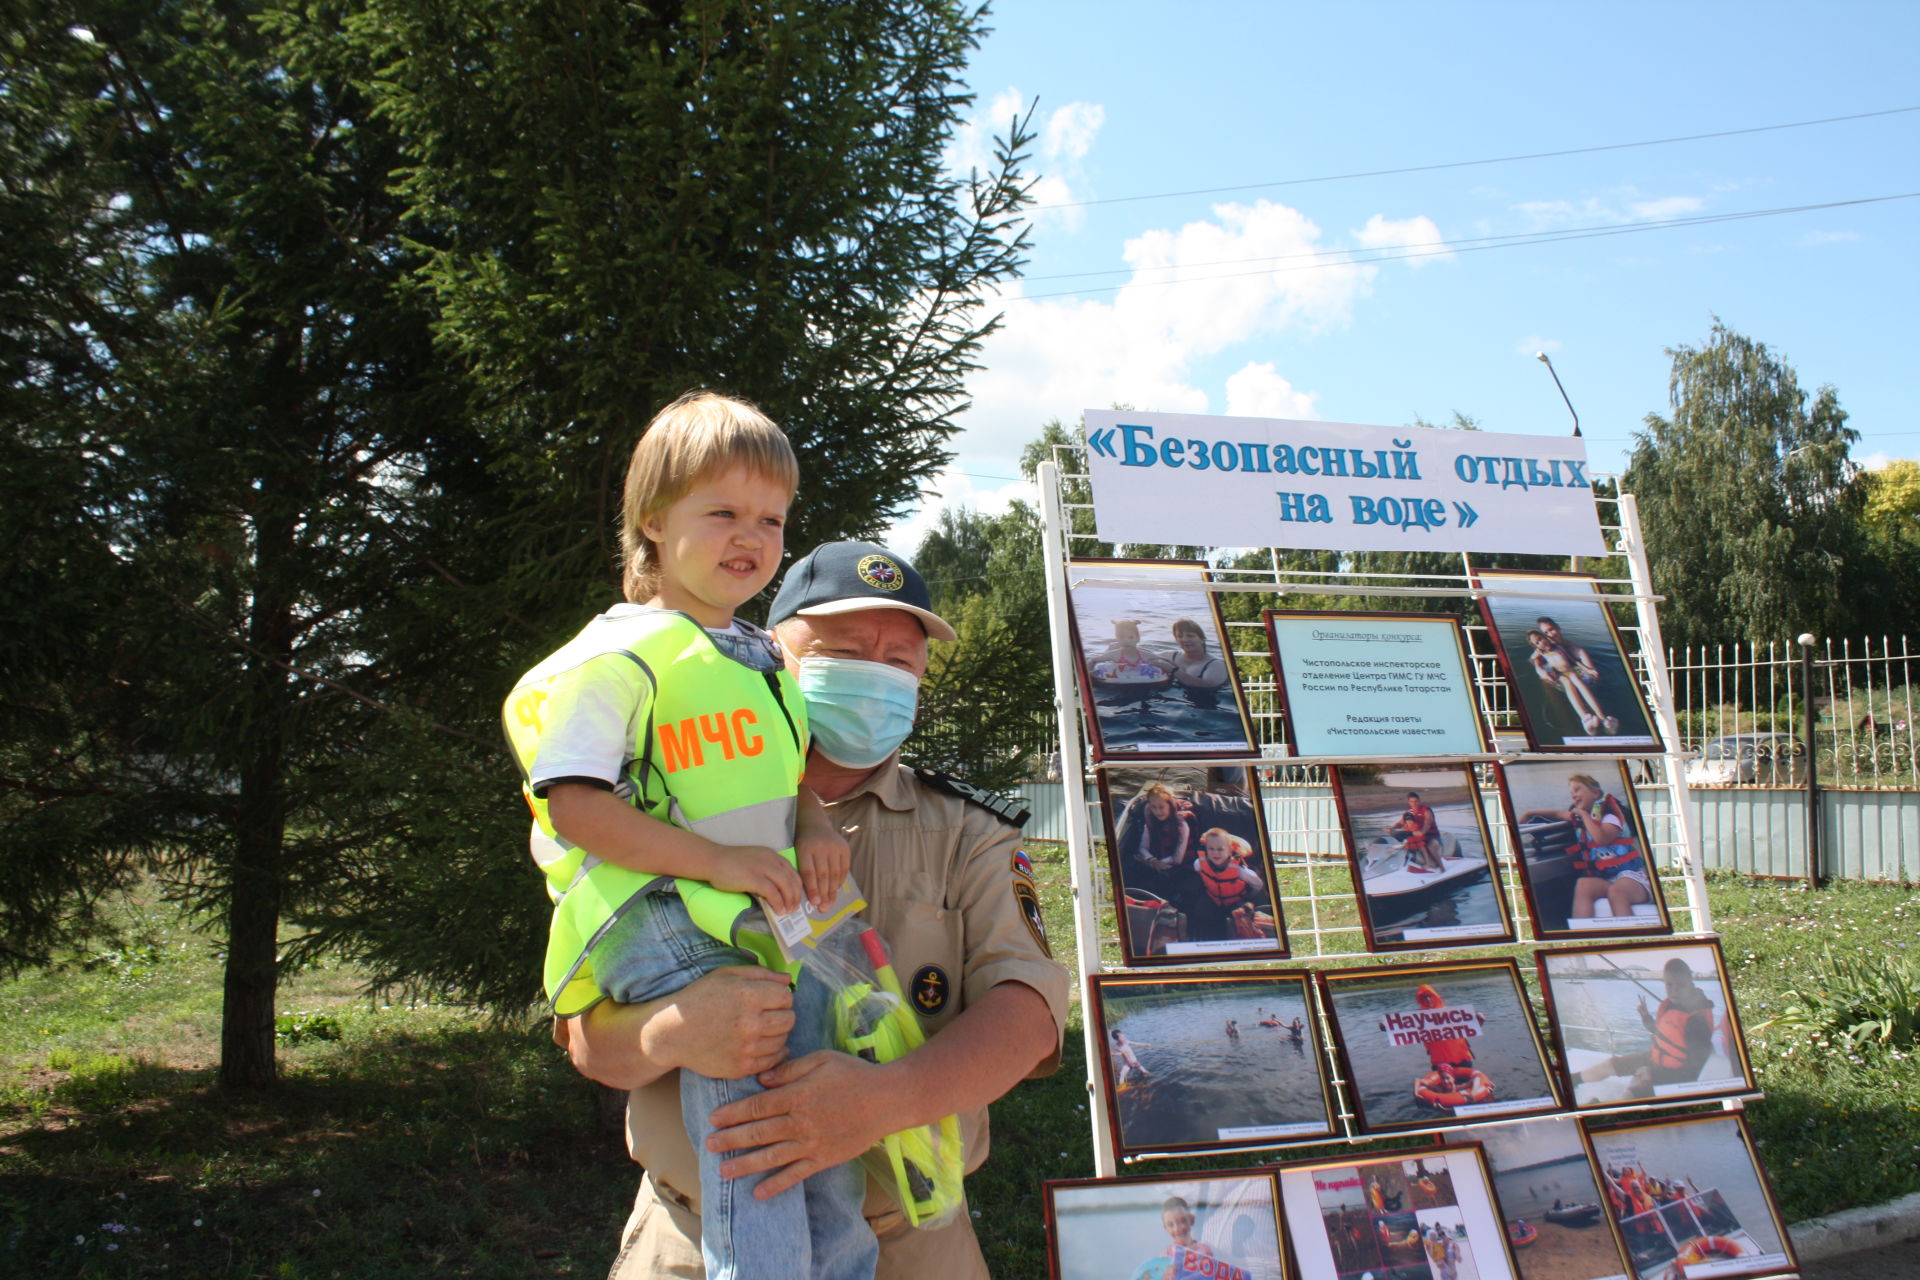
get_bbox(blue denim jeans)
[596,889,877,1280]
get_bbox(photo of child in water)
[1099,765,1287,964]
[1045,1171,1288,1280]
[1278,1145,1519,1280]
[1318,960,1561,1135]
[1067,559,1255,759]
[1090,971,1336,1157]
[1474,571,1661,752]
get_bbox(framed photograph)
[1473,570,1662,752]
[1277,1143,1520,1280]
[1585,1111,1797,1280]
[1097,765,1288,965]
[1044,1170,1290,1280]
[1332,761,1516,950]
[1317,959,1561,1135]
[1536,940,1754,1110]
[1066,558,1257,761]
[1497,760,1673,939]
[1439,1116,1635,1280]
[1262,610,1491,758]
[1088,970,1337,1158]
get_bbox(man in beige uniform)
[558,541,1070,1279]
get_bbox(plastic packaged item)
[813,926,966,1229]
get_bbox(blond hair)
[618,391,798,602]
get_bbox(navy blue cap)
[768,541,957,641]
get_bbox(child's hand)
[709,846,805,917]
[795,825,852,915]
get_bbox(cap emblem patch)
[858,554,904,591]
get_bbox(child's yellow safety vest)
[503,608,807,1016]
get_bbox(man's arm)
[554,964,799,1090]
[704,978,1059,1199]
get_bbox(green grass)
[3,862,1916,1277]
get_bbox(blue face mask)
[797,656,921,769]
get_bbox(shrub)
[1760,947,1920,1054]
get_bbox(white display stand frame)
[1035,452,1736,1181]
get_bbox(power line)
[1037,105,1920,210]
[1012,192,1920,301]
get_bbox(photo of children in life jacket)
[1045,1171,1287,1280]
[1500,760,1673,939]
[1279,1147,1518,1280]
[1538,941,1753,1110]
[1089,971,1337,1158]
[1333,763,1515,951]
[1099,765,1287,964]
[1474,571,1662,752]
[1066,559,1256,759]
[1319,960,1561,1135]
[1586,1113,1794,1280]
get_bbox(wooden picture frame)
[1536,939,1755,1112]
[1088,970,1337,1158]
[1065,558,1257,762]
[1262,609,1491,758]
[1496,759,1674,940]
[1317,957,1562,1135]
[1331,760,1516,950]
[1473,569,1662,753]
[1044,1169,1291,1280]
[1096,764,1289,966]
[1583,1110,1797,1280]
[1276,1142,1521,1280]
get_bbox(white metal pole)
[1035,460,1119,1177]
[1617,492,1713,934]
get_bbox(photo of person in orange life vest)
[1517,771,1654,921]
[1386,791,1446,873]
[1578,956,1719,1098]
[1101,766,1279,957]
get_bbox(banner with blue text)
[1082,410,1608,555]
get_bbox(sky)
[887,0,1919,551]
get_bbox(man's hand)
[705,844,805,917]
[704,1051,900,1199]
[795,824,852,914]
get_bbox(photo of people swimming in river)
[1473,570,1661,752]
[1318,960,1562,1135]
[1498,761,1673,940]
[1585,1112,1795,1280]
[1089,970,1336,1157]
[1044,1171,1288,1280]
[1066,559,1256,760]
[1277,1144,1520,1280]
[1098,765,1288,964]
[1536,941,1753,1110]
[1334,763,1516,950]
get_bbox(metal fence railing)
[1666,635,1917,789]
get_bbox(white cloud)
[1514,187,1706,227]
[1352,213,1451,266]
[1223,361,1317,419]
[957,198,1380,460]
[1517,335,1562,358]
[1802,229,1861,246]
[1626,195,1706,220]
[881,465,1038,559]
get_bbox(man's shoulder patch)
[911,767,1030,829]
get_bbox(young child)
[1189,828,1266,940]
[1092,619,1165,679]
[503,391,875,1280]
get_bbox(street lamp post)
[1536,352,1586,572]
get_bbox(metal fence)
[1666,635,1917,789]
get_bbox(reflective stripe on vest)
[1569,794,1641,873]
[503,608,806,1015]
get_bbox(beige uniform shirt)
[621,755,1071,1217]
